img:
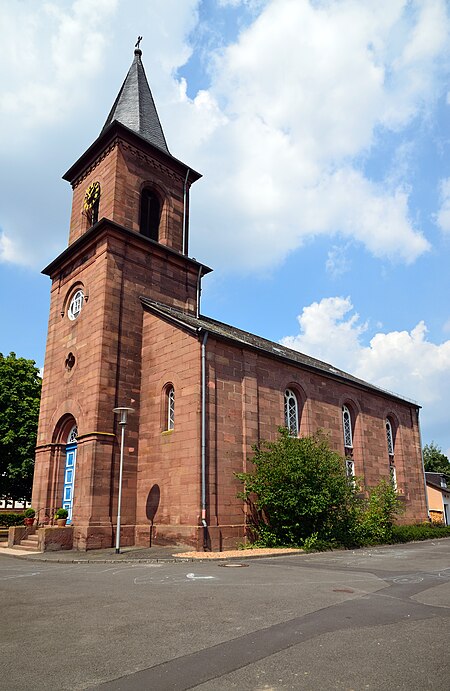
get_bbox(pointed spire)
[101,43,169,154]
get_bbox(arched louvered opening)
[140,188,161,241]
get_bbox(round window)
[68,289,84,321]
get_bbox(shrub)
[24,507,35,518]
[0,512,25,527]
[391,523,450,543]
[236,429,410,550]
[351,479,404,545]
[236,428,359,548]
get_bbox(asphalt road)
[1,540,449,690]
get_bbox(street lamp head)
[113,406,135,425]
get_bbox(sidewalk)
[0,542,303,563]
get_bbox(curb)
[0,549,305,564]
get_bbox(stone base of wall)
[73,524,114,551]
[135,522,246,551]
[38,526,73,551]
[135,523,199,549]
[206,525,246,551]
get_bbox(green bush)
[0,512,25,527]
[301,532,338,552]
[390,523,450,543]
[350,479,404,546]
[24,507,35,518]
[236,428,359,548]
[236,430,410,550]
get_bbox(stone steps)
[16,534,41,552]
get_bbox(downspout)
[200,329,209,549]
[182,168,190,255]
[416,407,430,520]
[196,266,203,319]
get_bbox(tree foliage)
[0,352,41,500]
[423,442,450,475]
[237,428,404,549]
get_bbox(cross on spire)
[135,36,143,50]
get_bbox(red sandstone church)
[32,48,428,551]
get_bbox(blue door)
[62,442,77,525]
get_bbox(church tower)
[32,47,210,550]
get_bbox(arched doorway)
[62,424,77,525]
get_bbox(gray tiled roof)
[425,472,449,491]
[101,49,169,153]
[140,297,417,405]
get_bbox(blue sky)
[1,0,449,453]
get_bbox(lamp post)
[113,406,134,554]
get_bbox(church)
[32,47,428,551]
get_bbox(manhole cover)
[218,562,249,568]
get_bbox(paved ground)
[1,539,449,690]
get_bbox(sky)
[0,0,449,454]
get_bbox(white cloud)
[0,0,201,267]
[217,0,268,8]
[435,177,450,233]
[280,296,450,444]
[176,0,446,270]
[326,245,351,278]
[0,0,449,271]
[281,297,368,374]
[0,0,118,134]
[0,232,25,265]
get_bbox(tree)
[0,352,41,500]
[423,442,450,475]
[236,428,359,547]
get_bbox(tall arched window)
[342,405,353,449]
[140,188,161,241]
[386,418,394,456]
[386,418,397,490]
[164,385,175,431]
[284,389,299,437]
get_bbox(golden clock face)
[83,181,100,212]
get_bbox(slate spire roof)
[101,48,169,153]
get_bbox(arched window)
[284,389,299,437]
[342,405,353,449]
[345,458,355,480]
[67,425,78,443]
[164,385,175,431]
[386,418,397,490]
[386,418,394,456]
[140,188,161,241]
